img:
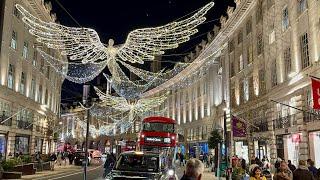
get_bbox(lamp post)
[83,84,90,180]
[223,101,230,179]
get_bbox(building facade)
[144,0,320,167]
[0,0,64,158]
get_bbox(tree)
[208,129,223,149]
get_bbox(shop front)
[253,140,270,160]
[234,140,249,163]
[283,134,300,166]
[0,134,7,159]
[309,131,320,167]
[15,135,30,155]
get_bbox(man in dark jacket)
[293,160,315,180]
[103,153,116,178]
[288,160,296,172]
[181,158,204,180]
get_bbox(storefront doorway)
[309,131,320,167]
[0,134,6,159]
[235,141,249,163]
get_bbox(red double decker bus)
[138,116,176,150]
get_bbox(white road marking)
[39,165,102,180]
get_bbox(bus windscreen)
[143,122,174,133]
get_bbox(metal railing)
[303,111,320,123]
[17,121,33,130]
[0,115,12,126]
[252,121,268,132]
[273,115,297,129]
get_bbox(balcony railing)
[252,121,268,132]
[303,111,320,123]
[0,115,12,126]
[273,115,297,129]
[17,121,33,130]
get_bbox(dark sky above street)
[50,0,235,103]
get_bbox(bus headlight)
[164,138,171,143]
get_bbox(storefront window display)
[235,141,249,163]
[15,136,29,155]
[0,134,6,159]
[284,134,300,166]
[309,131,320,167]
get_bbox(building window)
[239,54,244,71]
[7,64,14,89]
[239,80,244,103]
[249,76,254,99]
[38,85,42,103]
[269,30,275,44]
[22,42,29,59]
[31,78,36,100]
[46,67,50,78]
[256,1,263,23]
[247,46,253,64]
[13,6,20,18]
[300,32,310,69]
[257,33,263,55]
[230,61,235,77]
[282,7,289,30]
[33,50,37,66]
[10,31,17,49]
[15,136,29,155]
[238,30,243,44]
[271,61,277,87]
[284,47,291,78]
[40,59,45,73]
[229,40,234,53]
[243,78,249,102]
[45,89,48,105]
[246,18,252,35]
[20,72,26,95]
[298,0,307,14]
[231,87,236,107]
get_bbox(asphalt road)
[31,165,104,180]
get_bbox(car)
[74,151,91,166]
[105,151,178,180]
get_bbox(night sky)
[50,0,235,103]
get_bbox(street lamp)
[83,84,91,180]
[223,101,230,179]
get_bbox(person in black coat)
[103,153,116,178]
[288,160,296,172]
[293,160,315,180]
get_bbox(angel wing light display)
[15,2,214,84]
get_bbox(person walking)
[35,152,43,171]
[57,151,62,166]
[49,152,57,171]
[103,153,116,178]
[273,161,293,180]
[293,160,315,180]
[180,153,184,167]
[68,152,74,165]
[308,160,318,177]
[288,160,296,173]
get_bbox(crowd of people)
[231,156,320,180]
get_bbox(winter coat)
[273,169,293,180]
[293,166,315,180]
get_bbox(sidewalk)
[203,167,226,180]
[21,164,82,180]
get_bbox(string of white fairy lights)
[15,2,217,135]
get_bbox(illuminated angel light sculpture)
[94,86,168,114]
[15,2,214,83]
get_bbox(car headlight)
[168,169,174,176]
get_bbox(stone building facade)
[144,0,320,167]
[0,0,64,158]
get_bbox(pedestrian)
[57,151,62,166]
[103,153,116,178]
[232,159,246,180]
[249,159,258,174]
[180,153,184,166]
[288,160,296,173]
[275,158,282,173]
[308,160,318,177]
[293,160,315,180]
[180,158,204,180]
[250,166,267,180]
[49,152,57,171]
[35,152,43,171]
[273,161,293,180]
[68,152,74,165]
